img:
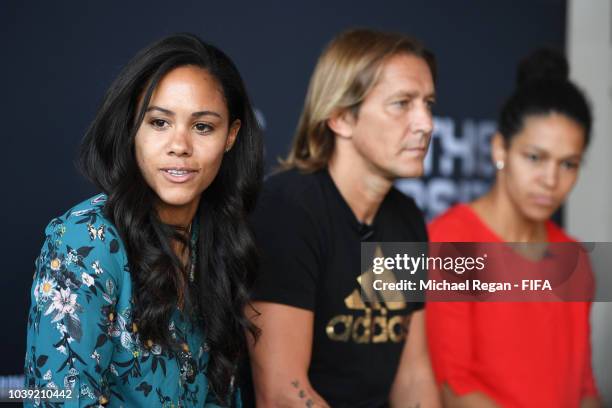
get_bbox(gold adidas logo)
[326,247,411,344]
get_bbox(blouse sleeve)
[24,216,124,407]
[581,303,599,399]
[426,301,490,396]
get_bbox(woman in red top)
[426,49,600,407]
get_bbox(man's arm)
[247,302,329,408]
[392,310,498,407]
[389,310,441,408]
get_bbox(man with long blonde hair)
[246,29,440,407]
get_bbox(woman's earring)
[495,160,505,170]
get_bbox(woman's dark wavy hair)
[499,48,592,147]
[78,33,263,403]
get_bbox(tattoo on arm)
[291,379,316,407]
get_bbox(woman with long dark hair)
[425,49,600,407]
[24,33,262,407]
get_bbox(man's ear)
[225,119,241,152]
[327,109,355,139]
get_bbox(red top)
[426,204,599,407]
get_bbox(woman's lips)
[159,168,198,183]
[530,194,555,206]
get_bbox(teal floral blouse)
[24,194,238,407]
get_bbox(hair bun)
[516,48,569,87]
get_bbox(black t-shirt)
[248,168,427,408]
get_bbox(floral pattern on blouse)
[24,194,238,407]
